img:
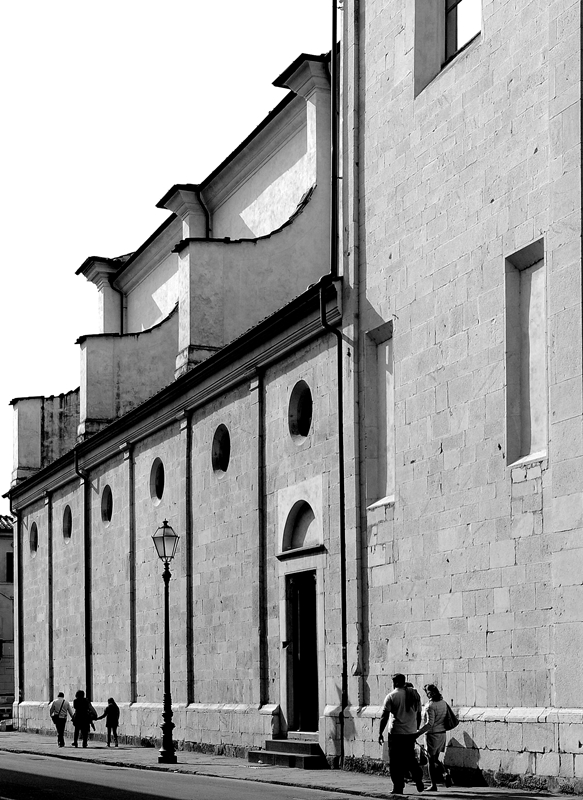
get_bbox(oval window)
[288,380,313,438]
[211,424,231,473]
[30,522,39,555]
[101,485,113,525]
[150,458,165,504]
[63,505,72,542]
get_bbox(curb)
[0,745,390,798]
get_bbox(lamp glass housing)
[152,520,179,564]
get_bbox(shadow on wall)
[446,731,487,787]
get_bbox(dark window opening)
[29,522,38,554]
[101,485,113,524]
[288,381,313,439]
[63,505,72,541]
[6,553,13,583]
[212,424,231,473]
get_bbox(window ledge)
[367,495,395,511]
[508,451,547,469]
[442,32,481,70]
[276,543,326,562]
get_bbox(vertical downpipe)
[183,414,195,705]
[46,494,54,701]
[348,0,366,708]
[10,499,24,714]
[125,444,137,703]
[74,449,92,700]
[256,370,268,706]
[326,0,349,767]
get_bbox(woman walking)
[415,684,453,791]
[72,689,96,748]
[97,698,120,747]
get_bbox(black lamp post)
[152,519,180,764]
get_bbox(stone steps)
[248,737,328,769]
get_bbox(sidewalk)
[0,730,572,799]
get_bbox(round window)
[150,458,165,504]
[211,424,231,473]
[101,485,113,525]
[288,380,313,438]
[63,505,72,542]
[30,522,38,555]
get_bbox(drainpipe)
[46,492,54,702]
[122,442,137,704]
[196,187,212,238]
[255,369,268,706]
[320,0,347,766]
[108,279,125,335]
[182,413,195,705]
[9,495,23,719]
[320,278,347,766]
[330,0,339,280]
[74,448,92,700]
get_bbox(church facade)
[7,0,583,789]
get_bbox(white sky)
[0,0,332,515]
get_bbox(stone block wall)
[190,383,259,705]
[13,336,338,754]
[346,0,582,786]
[20,501,50,701]
[51,484,86,695]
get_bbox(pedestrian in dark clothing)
[97,697,120,747]
[72,689,96,748]
[49,691,73,747]
[378,673,425,795]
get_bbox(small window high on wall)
[366,321,395,505]
[505,240,547,464]
[414,0,481,96]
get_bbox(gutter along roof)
[7,278,342,507]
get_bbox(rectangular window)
[505,240,546,464]
[366,322,395,506]
[5,552,13,583]
[445,0,481,63]
[414,0,481,96]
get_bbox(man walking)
[378,673,425,794]
[49,691,73,747]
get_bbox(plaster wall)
[126,251,180,333]
[178,186,330,358]
[79,308,178,435]
[211,120,311,239]
[12,391,79,484]
[353,0,581,778]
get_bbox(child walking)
[97,698,120,747]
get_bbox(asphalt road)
[0,751,366,800]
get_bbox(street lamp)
[152,519,180,764]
